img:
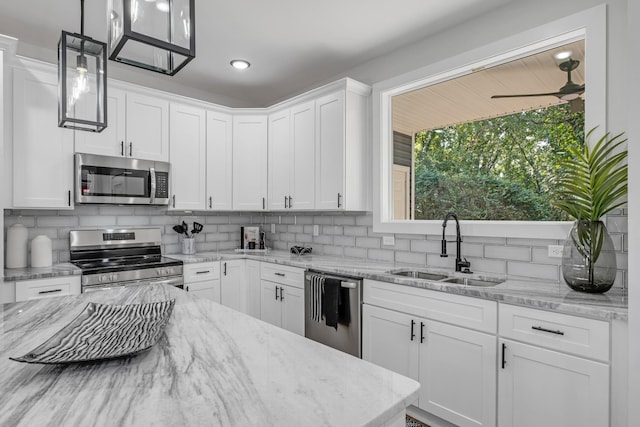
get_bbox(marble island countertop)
[0,284,419,427]
[5,250,628,321]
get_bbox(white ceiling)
[0,0,512,107]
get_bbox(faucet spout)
[440,212,471,273]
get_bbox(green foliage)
[553,128,628,221]
[412,104,584,221]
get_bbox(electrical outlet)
[548,245,564,258]
[313,225,319,236]
[271,224,275,233]
[382,236,395,246]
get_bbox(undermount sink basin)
[387,269,449,281]
[440,277,504,287]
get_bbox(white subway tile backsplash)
[322,225,344,235]
[78,216,117,227]
[343,226,367,236]
[484,245,531,262]
[288,225,304,233]
[37,216,78,227]
[355,236,381,249]
[507,237,560,246]
[206,216,231,224]
[410,239,440,253]
[356,215,373,226]
[313,216,334,225]
[116,216,152,226]
[334,235,356,247]
[467,258,507,275]
[344,246,367,259]
[531,247,562,265]
[295,233,313,243]
[606,215,628,233]
[507,261,559,282]
[313,235,333,245]
[395,251,427,265]
[367,249,395,262]
[333,216,356,226]
[323,246,344,257]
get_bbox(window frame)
[372,5,607,239]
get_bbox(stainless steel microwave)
[74,153,170,205]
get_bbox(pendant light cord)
[80,0,85,36]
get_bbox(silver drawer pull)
[274,272,286,277]
[195,270,210,274]
[531,325,565,336]
[341,282,357,289]
[38,289,62,295]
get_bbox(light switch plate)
[382,236,395,246]
[313,225,319,236]
[548,245,564,258]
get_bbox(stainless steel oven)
[70,228,183,293]
[75,153,170,205]
[304,270,362,358]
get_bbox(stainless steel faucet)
[440,212,472,273]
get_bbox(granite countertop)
[0,284,419,427]
[6,250,628,321]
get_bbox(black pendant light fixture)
[58,0,108,132]
[107,0,195,75]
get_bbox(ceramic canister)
[31,235,53,268]
[6,224,28,268]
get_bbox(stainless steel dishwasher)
[304,270,362,358]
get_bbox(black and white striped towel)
[309,274,325,322]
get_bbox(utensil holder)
[182,238,196,255]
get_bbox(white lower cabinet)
[15,276,81,302]
[259,263,304,335]
[220,260,246,312]
[362,279,497,427]
[498,304,610,427]
[183,262,220,302]
[244,260,261,318]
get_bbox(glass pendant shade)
[108,0,195,75]
[58,31,108,132]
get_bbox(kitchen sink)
[440,277,504,287]
[386,269,449,281]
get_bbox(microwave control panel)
[155,172,169,198]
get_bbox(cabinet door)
[290,100,315,210]
[232,115,267,210]
[186,280,221,303]
[169,102,206,210]
[245,260,261,318]
[260,280,282,328]
[220,260,246,312]
[12,67,74,209]
[125,92,169,161]
[15,276,81,302]
[74,87,126,157]
[280,284,304,336]
[499,339,609,427]
[419,321,496,427]
[206,110,233,210]
[268,110,290,210]
[315,91,345,210]
[362,304,419,382]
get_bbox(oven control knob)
[110,274,118,281]
[166,267,174,275]
[158,268,166,276]
[100,275,108,283]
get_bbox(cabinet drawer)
[499,304,609,361]
[183,262,220,283]
[15,276,81,302]
[364,279,497,333]
[260,263,304,289]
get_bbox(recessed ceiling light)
[230,59,250,70]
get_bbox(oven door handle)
[341,281,357,289]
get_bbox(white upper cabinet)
[74,87,126,157]
[268,109,290,210]
[125,92,169,161]
[169,102,206,210]
[206,110,233,210]
[232,114,268,211]
[315,81,370,210]
[290,100,315,210]
[74,88,169,162]
[12,66,74,209]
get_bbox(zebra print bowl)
[10,299,175,364]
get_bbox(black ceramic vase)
[561,220,617,293]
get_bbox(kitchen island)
[0,284,418,426]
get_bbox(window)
[372,6,606,238]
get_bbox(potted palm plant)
[554,128,627,293]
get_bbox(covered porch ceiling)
[392,40,585,136]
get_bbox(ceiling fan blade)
[491,92,563,99]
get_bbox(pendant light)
[107,0,195,75]
[58,0,108,132]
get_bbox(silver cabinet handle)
[195,270,210,275]
[341,281,357,289]
[223,262,227,276]
[284,195,288,209]
[68,190,72,207]
[129,142,133,157]
[288,196,292,208]
[121,141,124,156]
[209,196,212,209]
[262,197,266,210]
[275,286,279,301]
[149,167,156,204]
[337,193,342,208]
[279,286,285,301]
[172,195,175,208]
[185,285,190,292]
[274,272,285,277]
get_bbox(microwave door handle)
[149,167,156,204]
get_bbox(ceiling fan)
[491,58,585,110]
